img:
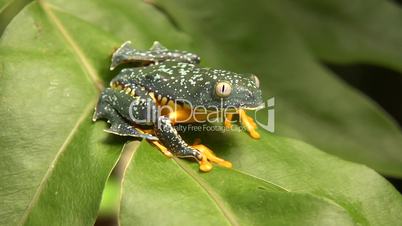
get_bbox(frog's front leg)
[154,116,232,171]
[223,110,260,139]
[154,116,212,171]
[239,109,260,139]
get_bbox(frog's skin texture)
[110,61,263,110]
[110,41,201,70]
[94,42,263,171]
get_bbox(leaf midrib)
[173,159,239,226]
[116,141,142,226]
[174,157,362,226]
[267,137,368,224]
[40,0,105,91]
[18,100,97,225]
[18,1,107,224]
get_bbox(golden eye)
[251,74,260,88]
[215,81,232,97]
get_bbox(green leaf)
[0,0,12,11]
[44,0,402,176]
[0,0,190,225]
[120,134,402,225]
[1,0,402,225]
[0,2,123,225]
[45,0,191,49]
[0,0,32,35]
[149,0,402,177]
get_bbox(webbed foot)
[239,109,260,139]
[224,113,234,129]
[191,138,232,172]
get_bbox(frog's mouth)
[241,103,265,111]
[192,103,265,113]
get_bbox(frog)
[93,41,264,171]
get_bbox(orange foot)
[192,138,232,172]
[224,113,234,129]
[239,109,260,139]
[149,138,232,172]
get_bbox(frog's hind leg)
[110,41,153,70]
[93,88,157,140]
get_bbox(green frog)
[93,41,263,171]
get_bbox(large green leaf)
[120,133,402,225]
[44,0,402,176]
[0,0,31,34]
[0,0,190,224]
[1,0,402,225]
[0,0,12,11]
[46,0,192,50]
[0,2,124,225]
[150,0,402,177]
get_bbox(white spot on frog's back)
[179,68,188,75]
[189,80,196,85]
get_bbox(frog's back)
[109,66,150,87]
[109,60,261,109]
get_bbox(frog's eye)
[215,81,232,97]
[250,74,260,88]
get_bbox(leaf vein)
[18,100,97,225]
[173,159,239,226]
[39,0,104,91]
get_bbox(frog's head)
[187,69,264,112]
[138,62,264,112]
[211,74,264,111]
